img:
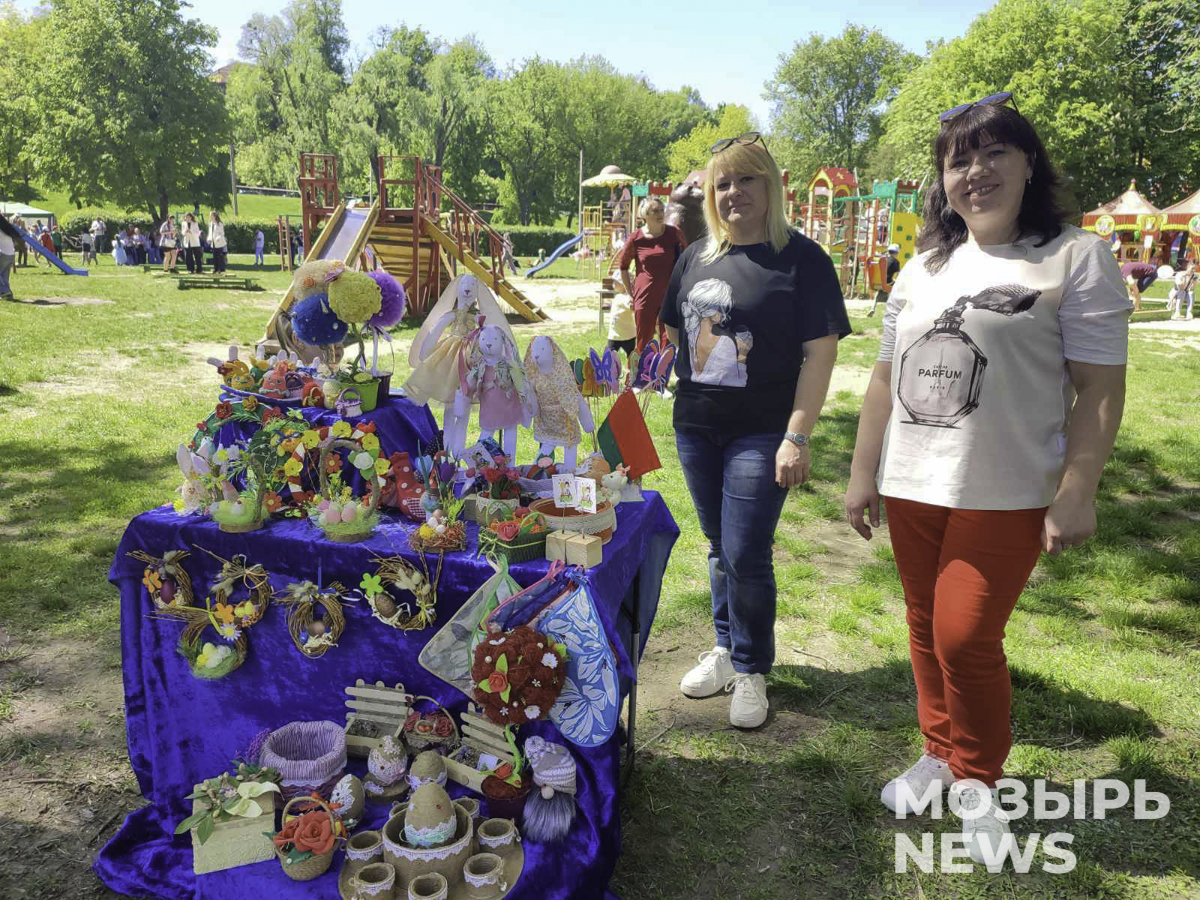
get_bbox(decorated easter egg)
[330,773,366,823]
[404,782,456,848]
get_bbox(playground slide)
[15,227,87,276]
[311,206,371,265]
[524,231,583,276]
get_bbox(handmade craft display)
[269,795,344,881]
[478,510,548,563]
[343,680,413,757]
[470,626,567,727]
[330,773,367,825]
[407,750,449,792]
[522,336,594,471]
[457,324,531,460]
[276,579,348,658]
[522,736,577,843]
[309,437,384,542]
[340,828,384,894]
[418,556,521,698]
[378,451,428,520]
[402,699,459,755]
[471,456,522,526]
[361,554,439,630]
[443,704,526,799]
[128,548,194,608]
[366,735,409,800]
[381,790,475,888]
[259,719,348,803]
[174,761,280,874]
[406,273,515,455]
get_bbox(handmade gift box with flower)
[478,509,548,562]
[174,761,280,874]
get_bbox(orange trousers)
[884,497,1046,785]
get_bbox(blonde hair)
[637,197,664,218]
[700,141,791,264]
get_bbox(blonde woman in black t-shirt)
[660,134,851,728]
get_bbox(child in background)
[254,229,265,267]
[606,288,636,358]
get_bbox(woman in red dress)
[616,197,686,352]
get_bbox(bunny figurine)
[456,323,531,459]
[523,335,594,471]
[406,273,518,456]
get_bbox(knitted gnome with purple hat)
[522,736,577,842]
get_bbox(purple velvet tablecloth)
[96,492,678,900]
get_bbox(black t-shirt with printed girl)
[660,232,851,436]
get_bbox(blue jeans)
[676,429,789,674]
[0,252,14,297]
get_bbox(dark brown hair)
[921,104,1068,273]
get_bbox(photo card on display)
[552,473,578,509]
[576,477,597,513]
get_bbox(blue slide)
[16,227,87,275]
[524,231,583,277]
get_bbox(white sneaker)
[880,753,954,816]
[680,647,735,698]
[726,673,768,728]
[954,784,1012,868]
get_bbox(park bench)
[175,275,261,291]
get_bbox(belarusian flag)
[596,390,660,480]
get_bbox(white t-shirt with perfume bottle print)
[877,225,1131,510]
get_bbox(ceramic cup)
[407,872,448,900]
[454,797,481,821]
[344,829,383,881]
[463,852,507,900]
[476,818,519,861]
[349,861,395,900]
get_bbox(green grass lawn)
[0,257,1197,898]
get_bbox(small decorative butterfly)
[651,343,676,394]
[588,348,620,395]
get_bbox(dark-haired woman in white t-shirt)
[846,97,1129,867]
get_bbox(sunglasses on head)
[939,91,1017,123]
[710,132,770,154]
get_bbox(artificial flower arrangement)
[267,795,345,882]
[469,454,523,525]
[478,508,549,562]
[409,451,468,552]
[175,760,281,846]
[470,625,568,727]
[289,265,405,414]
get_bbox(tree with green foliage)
[0,3,44,200]
[875,0,1199,212]
[31,0,229,223]
[767,25,917,184]
[667,105,758,181]
[483,59,568,225]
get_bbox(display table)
[96,494,678,900]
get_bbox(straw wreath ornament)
[128,548,195,608]
[197,547,272,641]
[360,554,440,631]
[276,580,348,658]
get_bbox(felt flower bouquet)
[478,508,548,562]
[469,454,523,525]
[175,762,281,845]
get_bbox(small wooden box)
[343,680,411,757]
[444,703,522,793]
[545,530,571,563]
[564,532,603,568]
[191,787,275,875]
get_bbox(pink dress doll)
[456,324,531,459]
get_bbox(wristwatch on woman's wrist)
[784,431,809,447]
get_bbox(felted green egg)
[404,782,456,848]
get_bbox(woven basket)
[274,795,337,881]
[403,694,460,754]
[528,498,616,543]
[260,720,347,803]
[474,495,519,526]
[315,438,382,543]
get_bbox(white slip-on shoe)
[880,753,955,816]
[954,784,1012,868]
[726,673,768,729]
[680,647,735,698]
